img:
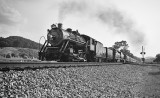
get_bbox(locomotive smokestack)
[51,24,56,29]
[58,23,62,29]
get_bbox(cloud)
[0,0,23,25]
[0,0,26,37]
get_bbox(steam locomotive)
[39,23,136,62]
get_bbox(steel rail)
[0,62,123,71]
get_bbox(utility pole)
[140,46,146,63]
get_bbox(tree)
[113,40,129,50]
[11,53,16,57]
[0,41,9,47]
[6,53,11,58]
[19,53,27,58]
[13,40,20,47]
[153,54,160,62]
[113,40,135,58]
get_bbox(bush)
[153,54,160,62]
[6,53,11,58]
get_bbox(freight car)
[39,23,132,62]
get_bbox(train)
[39,23,137,63]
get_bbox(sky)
[0,0,160,57]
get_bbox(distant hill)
[0,36,42,49]
[145,56,155,63]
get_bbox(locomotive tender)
[39,23,134,62]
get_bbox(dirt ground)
[0,64,160,98]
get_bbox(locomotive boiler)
[47,23,86,46]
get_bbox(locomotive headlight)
[52,35,56,40]
[48,33,56,40]
[48,33,52,40]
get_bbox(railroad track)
[0,61,123,71]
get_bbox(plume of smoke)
[96,7,146,46]
[58,0,88,22]
[58,0,146,47]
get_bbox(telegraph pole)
[140,46,146,63]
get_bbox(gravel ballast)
[0,64,160,98]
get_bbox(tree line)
[113,40,160,63]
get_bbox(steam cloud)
[58,0,146,47]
